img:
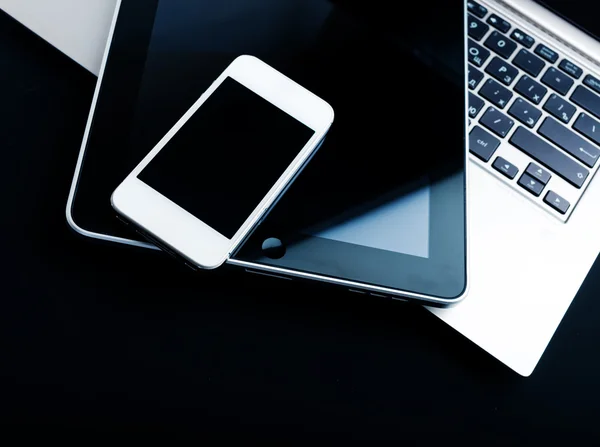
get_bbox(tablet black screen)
[69,0,467,301]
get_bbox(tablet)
[67,0,468,306]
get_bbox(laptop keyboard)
[467,0,600,220]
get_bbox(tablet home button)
[261,237,286,259]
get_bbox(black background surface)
[2,9,600,443]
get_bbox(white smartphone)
[111,55,334,270]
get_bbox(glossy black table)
[2,10,600,442]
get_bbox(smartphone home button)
[262,237,286,259]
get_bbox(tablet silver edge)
[65,0,157,251]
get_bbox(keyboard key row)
[539,118,600,168]
[484,151,570,214]
[469,127,576,215]
[490,155,568,214]
[510,127,589,188]
[470,66,600,148]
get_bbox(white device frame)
[111,55,334,269]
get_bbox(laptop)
[4,0,600,376]
[0,0,117,75]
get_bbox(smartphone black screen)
[138,77,315,238]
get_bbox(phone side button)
[348,289,367,294]
[116,215,129,226]
[371,292,409,303]
[369,292,389,299]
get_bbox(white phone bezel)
[111,55,334,270]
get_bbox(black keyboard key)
[468,39,490,67]
[468,14,489,41]
[518,173,545,197]
[526,163,551,184]
[571,86,600,120]
[480,107,515,138]
[535,44,558,63]
[508,98,542,128]
[543,94,576,124]
[583,75,600,95]
[487,14,511,33]
[467,0,488,18]
[468,65,484,90]
[544,191,570,214]
[469,93,485,118]
[480,78,513,109]
[559,59,583,79]
[538,117,600,168]
[509,127,589,188]
[510,29,535,48]
[541,67,574,96]
[574,113,600,146]
[484,31,517,59]
[493,156,519,179]
[485,57,518,86]
[513,49,545,77]
[470,126,500,162]
[515,75,547,105]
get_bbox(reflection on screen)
[311,185,430,258]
